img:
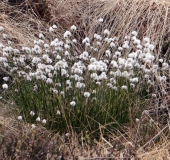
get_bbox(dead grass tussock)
[137,140,170,160]
[46,0,170,58]
[0,1,65,48]
[86,0,170,46]
[1,0,170,56]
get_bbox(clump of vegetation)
[0,24,169,137]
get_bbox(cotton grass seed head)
[70,25,77,31]
[52,24,57,29]
[3,34,7,39]
[64,31,72,39]
[72,39,77,43]
[135,118,140,123]
[3,77,9,81]
[84,92,90,98]
[49,27,54,32]
[70,101,76,106]
[42,119,47,124]
[121,85,128,90]
[2,84,8,89]
[82,37,90,44]
[39,33,44,39]
[57,110,61,115]
[36,117,41,122]
[131,31,138,37]
[143,37,150,43]
[30,111,35,116]
[0,26,4,31]
[98,18,104,23]
[103,29,110,36]
[31,124,36,129]
[18,116,22,120]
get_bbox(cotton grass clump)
[0,23,169,135]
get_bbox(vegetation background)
[0,0,169,159]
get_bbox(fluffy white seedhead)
[3,77,9,82]
[57,110,61,115]
[143,37,150,43]
[42,119,47,124]
[162,63,169,70]
[64,31,72,39]
[103,29,110,36]
[72,39,77,43]
[36,117,41,122]
[3,34,7,39]
[52,24,57,29]
[49,27,54,32]
[84,92,90,98]
[30,111,35,116]
[131,31,138,37]
[122,43,129,49]
[0,26,4,31]
[121,85,128,90]
[2,83,8,89]
[70,25,77,31]
[82,37,90,44]
[70,101,76,106]
[39,33,44,39]
[98,18,104,23]
[31,124,36,129]
[18,116,22,120]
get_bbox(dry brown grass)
[137,139,170,160]
[49,0,170,58]
[2,0,170,57]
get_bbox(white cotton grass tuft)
[0,26,4,31]
[30,111,35,116]
[31,124,36,129]
[143,37,150,43]
[42,119,47,124]
[131,31,138,37]
[64,31,72,39]
[110,42,116,48]
[2,83,8,89]
[84,92,90,98]
[122,43,129,49]
[82,37,90,44]
[52,24,57,29]
[70,101,76,106]
[57,110,61,115]
[39,33,44,39]
[3,77,9,81]
[162,63,169,70]
[36,117,41,122]
[3,34,7,39]
[103,29,110,36]
[18,116,22,120]
[135,118,140,123]
[72,39,77,43]
[98,18,104,23]
[49,27,54,33]
[70,25,77,31]
[121,85,128,90]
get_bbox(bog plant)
[0,25,169,135]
